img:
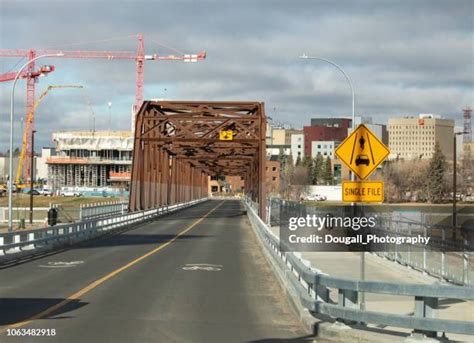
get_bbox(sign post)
[335,124,390,311]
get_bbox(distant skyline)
[1,0,472,150]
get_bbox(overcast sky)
[0,0,472,151]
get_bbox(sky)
[0,0,473,151]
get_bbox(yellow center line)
[2,200,225,332]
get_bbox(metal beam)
[129,101,266,216]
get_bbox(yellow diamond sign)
[335,124,389,180]
[219,130,233,141]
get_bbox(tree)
[312,153,324,185]
[279,160,310,201]
[295,155,302,166]
[322,156,334,185]
[382,159,428,202]
[302,156,314,184]
[279,160,294,200]
[291,165,310,200]
[278,149,288,168]
[425,141,447,203]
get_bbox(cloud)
[0,0,472,151]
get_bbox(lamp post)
[299,54,365,308]
[8,53,63,232]
[453,131,467,239]
[299,55,355,135]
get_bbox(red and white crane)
[0,33,206,180]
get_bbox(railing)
[243,197,474,338]
[0,207,49,224]
[79,201,128,220]
[267,197,473,286]
[0,198,208,265]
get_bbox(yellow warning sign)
[342,181,384,203]
[335,124,390,180]
[219,130,233,141]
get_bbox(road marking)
[2,201,224,332]
[182,263,223,271]
[38,261,84,268]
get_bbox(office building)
[388,114,454,160]
[290,134,304,164]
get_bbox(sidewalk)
[269,225,474,342]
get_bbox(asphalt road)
[0,200,312,343]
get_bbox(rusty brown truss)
[129,101,267,217]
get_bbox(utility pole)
[453,131,467,239]
[29,130,36,224]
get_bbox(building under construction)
[47,131,133,190]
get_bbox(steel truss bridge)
[129,101,267,216]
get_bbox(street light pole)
[453,132,467,239]
[299,54,365,308]
[299,55,355,135]
[8,53,63,232]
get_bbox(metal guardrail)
[0,198,208,264]
[243,197,474,337]
[79,201,128,221]
[267,198,473,286]
[0,207,49,224]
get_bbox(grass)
[0,194,127,232]
[0,194,125,208]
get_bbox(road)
[0,200,312,343]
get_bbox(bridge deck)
[0,200,311,343]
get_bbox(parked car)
[38,188,53,196]
[60,190,82,197]
[304,194,327,201]
[26,189,40,195]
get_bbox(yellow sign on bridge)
[342,181,384,203]
[335,124,389,180]
[219,130,233,141]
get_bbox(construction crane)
[15,85,85,186]
[0,33,206,180]
[0,64,55,82]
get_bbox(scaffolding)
[47,131,133,189]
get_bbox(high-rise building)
[388,114,454,160]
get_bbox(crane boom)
[15,85,84,184]
[0,65,55,82]
[0,33,206,181]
